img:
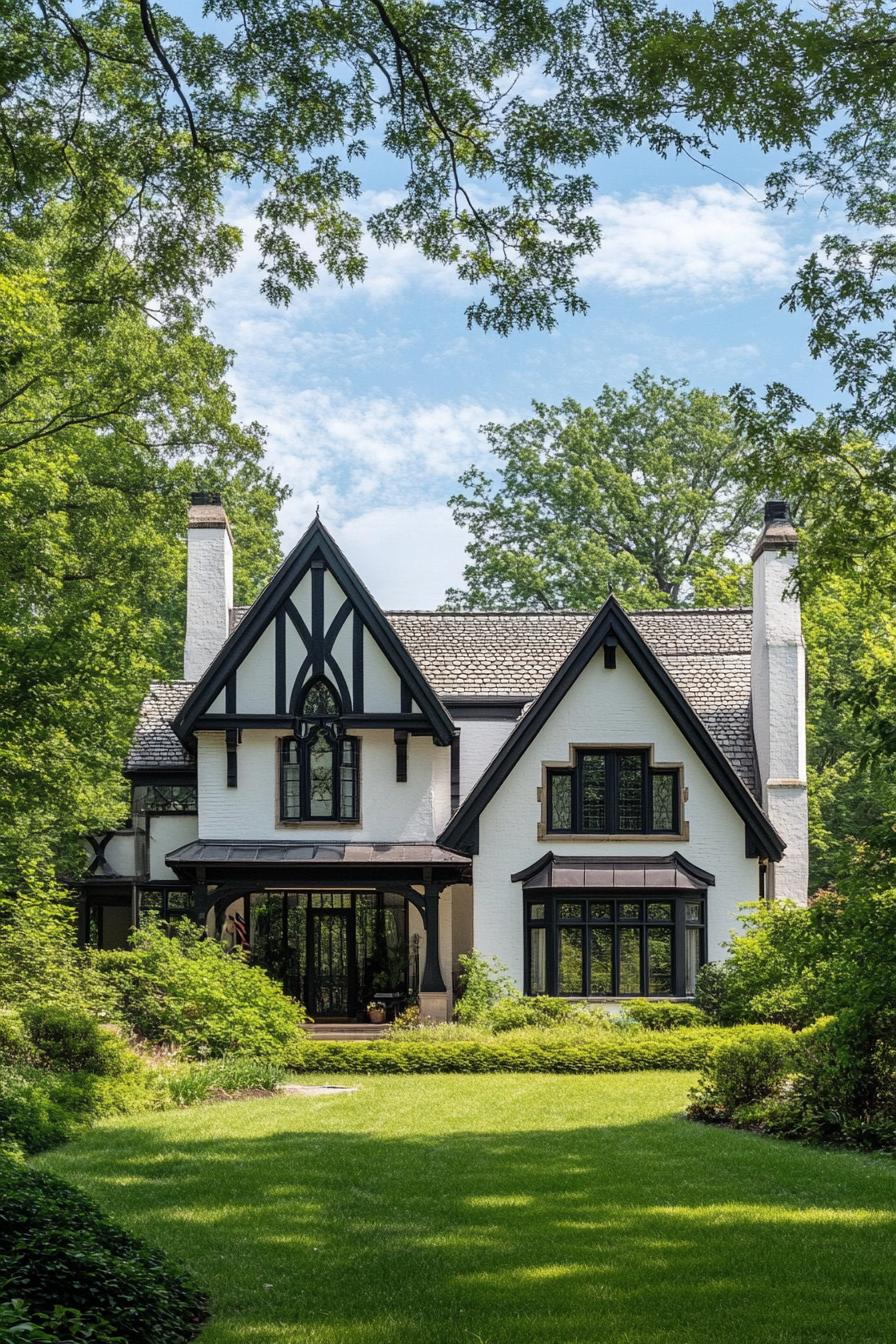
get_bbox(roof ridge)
[386,606,752,617]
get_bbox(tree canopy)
[446,372,760,610]
[0,223,286,885]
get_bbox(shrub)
[454,950,518,1025]
[0,1009,30,1064]
[0,1067,73,1154]
[696,897,841,1028]
[0,872,110,1017]
[687,1025,797,1123]
[290,1025,733,1074]
[487,996,576,1031]
[164,1057,286,1107]
[0,1158,206,1343]
[621,1000,708,1031]
[21,1002,122,1075]
[95,923,308,1059]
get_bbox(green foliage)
[687,1026,798,1122]
[20,1003,119,1076]
[0,1157,206,1343]
[95,924,308,1060]
[446,372,759,609]
[163,1057,286,1108]
[0,1068,74,1155]
[0,1011,30,1066]
[621,1000,708,1031]
[483,994,601,1032]
[291,1025,735,1073]
[0,224,286,888]
[694,899,838,1028]
[0,875,109,1016]
[454,950,518,1025]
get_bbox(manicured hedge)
[290,1026,733,1074]
[0,1158,207,1343]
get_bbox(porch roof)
[165,838,471,882]
[511,851,715,890]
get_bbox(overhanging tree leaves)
[445,372,760,609]
[0,225,286,884]
[0,0,823,335]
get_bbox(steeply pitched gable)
[173,517,456,746]
[438,596,784,860]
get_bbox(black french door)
[309,909,355,1017]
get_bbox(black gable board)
[438,595,784,861]
[173,517,455,746]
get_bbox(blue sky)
[204,89,835,607]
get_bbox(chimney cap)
[752,498,797,560]
[188,491,233,541]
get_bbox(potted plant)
[366,1001,387,1024]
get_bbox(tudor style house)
[78,495,808,1021]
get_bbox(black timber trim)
[225,728,238,787]
[172,517,455,745]
[445,696,530,721]
[394,729,408,782]
[352,613,364,712]
[275,610,286,714]
[450,735,460,813]
[510,849,717,887]
[125,767,197,784]
[438,595,784,861]
[191,712,433,732]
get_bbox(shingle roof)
[126,681,195,772]
[132,607,757,794]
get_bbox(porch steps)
[302,1023,389,1043]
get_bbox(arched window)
[281,679,359,822]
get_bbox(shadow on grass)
[44,1107,896,1344]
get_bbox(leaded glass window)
[581,753,607,831]
[617,753,644,832]
[651,772,676,832]
[280,730,359,823]
[302,679,339,718]
[545,750,680,835]
[143,784,197,814]
[308,730,335,816]
[549,772,572,831]
[524,894,705,997]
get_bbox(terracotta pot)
[367,1008,386,1024]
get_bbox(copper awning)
[510,851,715,890]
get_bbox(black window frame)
[547,749,681,836]
[525,893,705,998]
[280,733,360,823]
[279,677,361,824]
[142,783,198,816]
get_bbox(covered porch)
[165,839,472,1022]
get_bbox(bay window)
[526,894,705,998]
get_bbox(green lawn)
[38,1072,896,1344]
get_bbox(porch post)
[419,871,449,1023]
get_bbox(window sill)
[276,819,362,829]
[537,827,689,843]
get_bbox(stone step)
[302,1022,389,1041]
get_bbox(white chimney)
[184,492,234,681]
[751,501,808,904]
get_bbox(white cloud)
[581,185,795,295]
[331,504,469,607]
[223,380,505,604]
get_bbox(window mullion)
[607,752,618,832]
